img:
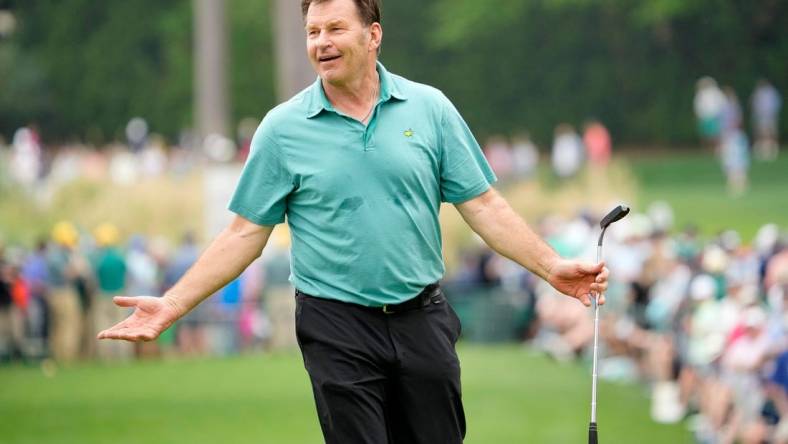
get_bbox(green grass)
[628,152,788,240]
[0,345,690,444]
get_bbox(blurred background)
[1,0,787,443]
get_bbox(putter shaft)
[590,244,602,424]
[590,205,628,443]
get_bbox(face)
[305,0,381,86]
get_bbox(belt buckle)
[382,304,394,314]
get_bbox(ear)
[369,22,382,52]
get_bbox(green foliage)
[228,0,277,126]
[419,0,788,144]
[3,0,192,141]
[0,44,51,134]
[1,0,786,145]
[1,0,275,143]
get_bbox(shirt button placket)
[364,108,378,152]
[364,130,375,151]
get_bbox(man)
[48,221,85,363]
[91,223,132,360]
[751,79,782,161]
[694,76,726,146]
[21,240,49,358]
[98,0,609,442]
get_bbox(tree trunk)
[194,0,229,138]
[272,0,315,102]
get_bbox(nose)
[315,30,332,50]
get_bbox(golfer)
[98,0,609,442]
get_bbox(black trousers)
[295,287,465,444]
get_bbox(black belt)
[381,283,442,314]
[296,283,443,315]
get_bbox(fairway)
[629,153,788,239]
[0,345,690,444]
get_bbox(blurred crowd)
[3,202,787,443]
[0,116,293,366]
[480,119,612,184]
[694,77,782,196]
[0,116,261,198]
[0,222,300,365]
[444,204,788,444]
[480,75,784,198]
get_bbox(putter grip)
[588,422,598,444]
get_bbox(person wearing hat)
[92,223,132,361]
[46,221,84,362]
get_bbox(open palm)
[97,296,182,342]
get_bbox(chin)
[320,70,347,85]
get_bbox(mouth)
[318,54,341,63]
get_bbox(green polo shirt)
[229,62,496,306]
[93,247,126,294]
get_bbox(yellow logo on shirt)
[404,129,414,137]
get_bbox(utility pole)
[272,0,314,102]
[194,0,229,139]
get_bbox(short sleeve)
[438,95,497,203]
[228,120,294,225]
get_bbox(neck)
[322,61,380,112]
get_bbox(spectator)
[721,86,743,134]
[551,123,584,179]
[483,135,514,182]
[720,307,771,443]
[164,232,203,355]
[694,77,726,147]
[510,132,539,180]
[720,127,750,196]
[10,125,42,189]
[7,252,29,360]
[238,258,270,352]
[92,223,132,360]
[582,120,612,168]
[45,222,83,363]
[751,79,782,161]
[768,348,788,444]
[21,239,49,358]
[125,235,158,297]
[125,117,148,154]
[0,243,13,360]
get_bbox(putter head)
[600,205,630,229]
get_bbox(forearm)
[163,218,273,317]
[455,189,559,281]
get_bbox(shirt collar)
[306,61,408,119]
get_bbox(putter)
[589,205,630,444]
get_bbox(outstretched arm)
[454,188,607,306]
[97,215,274,341]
